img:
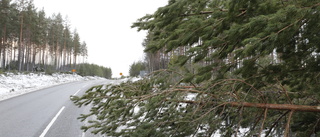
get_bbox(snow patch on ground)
[121,77,142,83]
[0,73,105,101]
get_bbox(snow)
[0,73,249,136]
[121,77,142,82]
[0,72,106,101]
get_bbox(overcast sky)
[32,0,168,77]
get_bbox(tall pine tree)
[0,0,89,72]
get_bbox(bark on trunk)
[229,102,320,112]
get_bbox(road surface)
[0,80,118,137]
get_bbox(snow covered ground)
[0,73,106,101]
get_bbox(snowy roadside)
[0,73,106,101]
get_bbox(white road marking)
[73,89,81,96]
[39,106,65,137]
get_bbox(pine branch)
[237,10,247,17]
[308,117,320,136]
[277,78,293,104]
[235,106,244,137]
[164,99,202,104]
[192,103,228,122]
[265,110,290,137]
[284,110,294,137]
[180,11,214,17]
[180,8,243,17]
[207,79,267,103]
[228,102,320,112]
[137,88,216,102]
[261,18,302,41]
[302,2,320,9]
[250,110,265,133]
[259,108,268,137]
[161,98,320,113]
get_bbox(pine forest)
[0,0,89,72]
[73,0,320,136]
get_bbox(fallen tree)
[72,70,320,137]
[72,0,320,136]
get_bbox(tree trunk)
[62,30,67,71]
[54,42,57,70]
[228,102,320,112]
[21,43,25,71]
[13,47,16,64]
[0,37,2,69]
[73,42,77,69]
[7,41,12,71]
[18,15,23,72]
[32,45,36,71]
[42,44,45,66]
[63,48,66,71]
[69,50,72,69]
[73,54,76,69]
[26,38,30,71]
[2,24,7,70]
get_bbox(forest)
[77,63,112,79]
[0,0,88,72]
[73,0,320,136]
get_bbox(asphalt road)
[0,80,117,137]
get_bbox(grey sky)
[33,0,167,77]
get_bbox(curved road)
[0,80,117,137]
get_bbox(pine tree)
[0,0,89,72]
[77,63,112,79]
[129,61,146,77]
[37,9,48,68]
[73,0,320,136]
[3,0,22,71]
[72,29,80,69]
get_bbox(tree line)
[77,63,112,79]
[0,0,87,72]
[129,61,146,77]
[75,0,320,136]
